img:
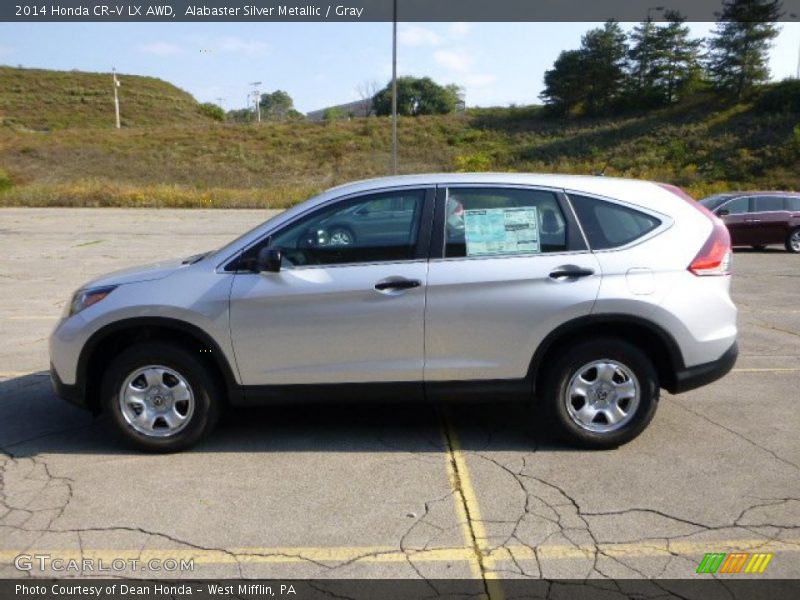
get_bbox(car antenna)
[596,161,609,177]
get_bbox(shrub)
[454,152,493,172]
[197,102,225,121]
[754,80,800,114]
[0,168,13,192]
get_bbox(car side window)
[569,194,661,250]
[255,190,426,267]
[444,187,568,258]
[754,196,785,212]
[786,197,800,211]
[719,196,749,215]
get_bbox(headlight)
[66,286,117,317]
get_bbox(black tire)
[101,342,222,452]
[785,227,800,253]
[541,338,659,449]
[751,245,766,251]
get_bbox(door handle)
[374,279,421,291]
[549,266,595,280]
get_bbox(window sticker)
[464,206,540,256]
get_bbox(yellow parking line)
[2,539,796,566]
[443,419,504,600]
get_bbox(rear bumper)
[50,362,89,410]
[670,342,738,394]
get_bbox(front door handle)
[549,266,595,280]
[374,279,421,291]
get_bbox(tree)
[259,90,295,120]
[628,18,661,102]
[627,11,703,107]
[540,49,587,114]
[581,21,629,115]
[656,11,704,104]
[372,77,458,116]
[540,20,629,115]
[355,80,379,116]
[706,0,782,99]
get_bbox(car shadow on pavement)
[0,372,575,458]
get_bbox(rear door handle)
[374,279,421,291]
[549,266,595,280]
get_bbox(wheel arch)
[78,317,242,413]
[529,314,685,396]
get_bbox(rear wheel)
[102,342,221,452]
[786,228,800,253]
[542,338,659,449]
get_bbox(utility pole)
[390,0,398,174]
[249,81,262,123]
[112,68,121,129]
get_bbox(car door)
[750,195,788,245]
[424,185,601,396]
[228,187,434,394]
[716,196,752,245]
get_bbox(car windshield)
[698,195,732,210]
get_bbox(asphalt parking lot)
[1,208,798,582]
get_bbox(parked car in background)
[699,192,800,253]
[50,174,738,452]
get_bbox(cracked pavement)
[0,208,798,582]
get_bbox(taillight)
[656,182,733,277]
[689,221,732,276]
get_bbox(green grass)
[0,67,798,207]
[0,66,211,130]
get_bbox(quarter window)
[785,197,800,211]
[444,188,568,258]
[569,195,661,250]
[249,190,426,267]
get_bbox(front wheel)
[786,228,800,253]
[102,342,222,452]
[541,338,659,449]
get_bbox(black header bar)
[3,0,800,22]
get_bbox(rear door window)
[569,194,661,250]
[444,187,568,258]
[753,196,785,212]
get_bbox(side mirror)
[717,209,730,217]
[255,247,282,273]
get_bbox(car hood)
[82,258,186,289]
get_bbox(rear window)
[569,194,661,250]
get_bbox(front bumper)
[50,362,89,410]
[670,342,738,394]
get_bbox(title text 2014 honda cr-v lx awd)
[50,174,738,452]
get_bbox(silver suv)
[50,174,738,452]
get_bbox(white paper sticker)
[464,206,540,256]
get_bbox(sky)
[0,21,798,113]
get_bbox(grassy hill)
[0,67,798,208]
[0,66,209,129]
